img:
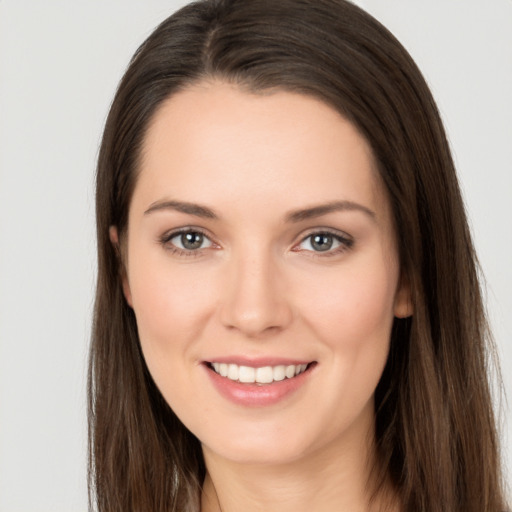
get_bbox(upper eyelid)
[296,227,353,242]
[159,227,217,257]
[292,228,354,254]
[160,226,214,242]
[158,226,353,249]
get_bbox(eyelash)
[159,227,216,257]
[159,227,354,257]
[293,229,354,258]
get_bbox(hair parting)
[89,1,507,510]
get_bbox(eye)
[295,230,353,254]
[161,229,214,253]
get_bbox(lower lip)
[204,364,314,407]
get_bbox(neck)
[200,410,398,512]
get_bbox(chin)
[203,437,311,467]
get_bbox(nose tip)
[219,256,292,338]
[223,307,285,337]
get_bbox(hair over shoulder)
[89,1,508,510]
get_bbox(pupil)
[312,234,333,251]
[182,232,203,250]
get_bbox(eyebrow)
[144,199,218,219]
[285,200,376,223]
[143,198,375,222]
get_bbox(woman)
[88,0,507,510]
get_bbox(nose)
[219,248,293,338]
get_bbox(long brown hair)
[89,1,507,510]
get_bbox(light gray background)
[0,1,510,510]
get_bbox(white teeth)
[227,364,239,380]
[285,365,296,379]
[255,366,273,383]
[210,362,309,383]
[238,366,255,383]
[295,364,307,375]
[273,365,286,381]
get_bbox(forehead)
[134,81,389,223]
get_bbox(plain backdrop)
[0,1,510,510]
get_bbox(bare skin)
[115,81,410,512]
[200,414,394,512]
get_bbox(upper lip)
[203,356,315,367]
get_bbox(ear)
[109,226,133,307]
[393,272,413,318]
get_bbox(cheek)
[127,257,217,369]
[302,259,397,415]
[296,252,398,415]
[301,259,398,347]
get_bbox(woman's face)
[119,82,411,466]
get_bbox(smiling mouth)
[206,362,314,384]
